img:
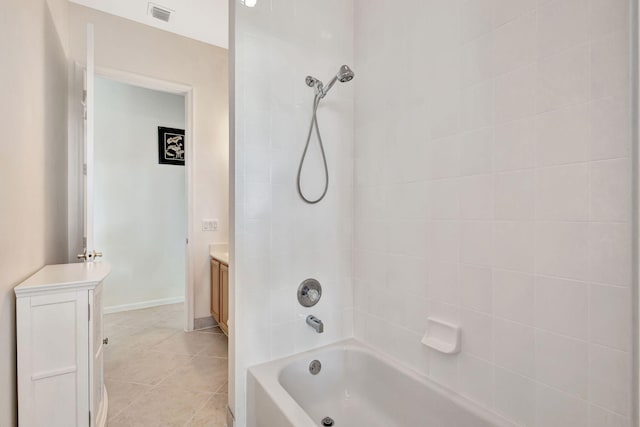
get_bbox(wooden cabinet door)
[220,263,229,334]
[210,259,221,322]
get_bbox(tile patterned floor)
[104,303,228,426]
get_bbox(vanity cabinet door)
[210,258,221,322]
[220,263,229,334]
[90,283,106,426]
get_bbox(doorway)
[95,76,187,316]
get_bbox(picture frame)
[158,126,185,166]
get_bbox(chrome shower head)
[336,65,355,82]
[320,64,355,98]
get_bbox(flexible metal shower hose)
[297,94,329,204]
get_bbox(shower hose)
[297,94,329,204]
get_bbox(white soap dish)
[421,317,461,354]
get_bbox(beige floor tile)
[114,327,178,350]
[197,326,224,334]
[196,332,228,358]
[186,393,228,427]
[151,331,219,356]
[154,313,185,330]
[160,356,228,393]
[109,385,211,427]
[105,347,191,385]
[105,379,151,421]
[215,382,228,394]
[105,303,229,425]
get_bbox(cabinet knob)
[103,337,109,345]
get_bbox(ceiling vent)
[148,3,172,22]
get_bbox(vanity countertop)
[209,243,229,265]
[14,262,111,296]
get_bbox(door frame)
[70,65,197,332]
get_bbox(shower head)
[337,65,355,82]
[320,64,355,98]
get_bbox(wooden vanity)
[210,248,229,335]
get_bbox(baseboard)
[194,315,218,330]
[226,404,235,427]
[104,296,185,314]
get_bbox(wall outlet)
[202,219,218,231]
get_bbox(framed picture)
[158,127,185,166]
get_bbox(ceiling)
[69,0,228,48]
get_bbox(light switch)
[202,219,218,231]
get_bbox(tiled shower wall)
[353,0,632,426]
[233,0,354,425]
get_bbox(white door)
[79,24,102,263]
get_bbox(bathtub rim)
[248,338,517,427]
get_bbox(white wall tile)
[461,0,494,42]
[428,350,459,390]
[494,319,535,376]
[388,219,428,257]
[494,0,537,27]
[535,103,590,167]
[430,179,460,219]
[588,223,631,286]
[430,135,462,179]
[493,269,534,325]
[459,354,494,408]
[536,44,590,113]
[591,31,629,100]
[461,309,493,360]
[589,97,630,161]
[461,33,495,87]
[494,367,536,427]
[589,159,630,222]
[589,405,631,427]
[459,175,494,220]
[535,330,589,398]
[535,163,589,221]
[429,221,460,262]
[588,0,629,38]
[494,222,534,272]
[534,276,588,339]
[351,1,632,426]
[589,344,630,415]
[460,264,492,313]
[495,64,537,123]
[460,128,494,175]
[535,222,589,281]
[387,255,429,299]
[495,170,535,220]
[428,261,460,305]
[494,12,537,75]
[461,81,495,131]
[460,221,493,266]
[493,118,536,172]
[589,284,630,351]
[537,0,588,58]
[428,52,462,139]
[535,384,589,427]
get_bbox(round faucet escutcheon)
[321,416,335,426]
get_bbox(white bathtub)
[248,339,516,427]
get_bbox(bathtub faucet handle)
[306,315,324,333]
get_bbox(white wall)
[95,77,186,309]
[232,0,354,424]
[68,4,229,322]
[0,0,69,425]
[353,1,632,426]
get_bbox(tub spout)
[306,315,324,333]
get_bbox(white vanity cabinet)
[15,262,111,427]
